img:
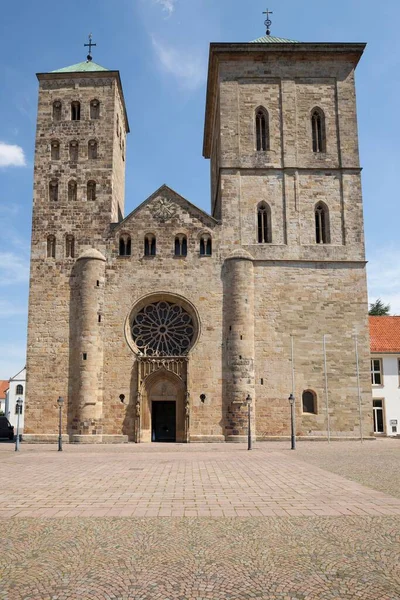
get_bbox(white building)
[5,367,26,433]
[0,381,8,415]
[370,317,400,436]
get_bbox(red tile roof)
[0,380,9,399]
[369,316,400,353]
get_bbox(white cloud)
[151,36,206,90]
[0,252,30,286]
[367,244,400,315]
[154,0,177,17]
[0,142,26,167]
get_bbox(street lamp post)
[246,394,252,451]
[57,396,64,451]
[15,397,23,452]
[288,393,296,450]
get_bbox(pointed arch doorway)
[140,369,187,443]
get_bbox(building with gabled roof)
[24,31,373,443]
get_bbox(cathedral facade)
[24,35,373,443]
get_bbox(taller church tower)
[25,50,129,440]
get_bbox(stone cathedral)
[24,32,374,443]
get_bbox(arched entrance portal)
[140,369,187,443]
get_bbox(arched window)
[47,235,56,258]
[175,235,187,257]
[90,99,100,120]
[87,181,96,201]
[65,235,75,258]
[16,384,24,395]
[49,180,58,202]
[69,141,79,162]
[302,390,317,414]
[53,101,62,122]
[311,108,326,153]
[71,101,81,121]
[200,234,212,256]
[144,234,156,256]
[257,202,272,243]
[68,180,77,202]
[119,234,131,257]
[315,202,329,244]
[255,107,269,152]
[51,140,60,160]
[88,140,98,159]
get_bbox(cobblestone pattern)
[1,442,400,518]
[1,516,399,599]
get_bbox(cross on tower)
[263,8,273,36]
[84,33,97,62]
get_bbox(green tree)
[369,299,391,316]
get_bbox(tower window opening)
[51,140,60,160]
[311,108,326,153]
[315,203,329,244]
[65,234,75,258]
[175,235,188,257]
[87,181,96,201]
[255,107,270,152]
[200,234,212,256]
[90,99,100,120]
[49,180,58,202]
[69,141,79,162]
[16,384,24,395]
[71,101,81,121]
[257,202,272,243]
[144,234,156,256]
[68,180,77,202]
[119,234,132,256]
[52,101,62,122]
[47,235,56,258]
[88,140,98,159]
[98,314,102,323]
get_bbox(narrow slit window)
[69,141,79,162]
[87,181,96,201]
[53,101,62,122]
[51,141,60,160]
[47,235,56,258]
[311,108,326,153]
[65,235,75,258]
[88,140,98,159]
[68,180,77,202]
[257,203,272,243]
[315,203,329,244]
[90,99,100,120]
[71,101,81,121]
[49,180,58,202]
[255,108,269,152]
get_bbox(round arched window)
[131,301,195,356]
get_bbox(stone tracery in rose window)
[131,301,195,357]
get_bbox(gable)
[113,185,219,233]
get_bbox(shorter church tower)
[24,44,129,441]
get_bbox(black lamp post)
[57,396,64,451]
[246,394,252,451]
[15,397,23,452]
[288,393,296,450]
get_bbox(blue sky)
[0,0,399,378]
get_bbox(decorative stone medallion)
[151,197,177,222]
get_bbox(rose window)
[131,301,195,356]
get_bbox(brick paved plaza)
[0,440,399,599]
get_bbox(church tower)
[25,47,129,441]
[204,31,372,439]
